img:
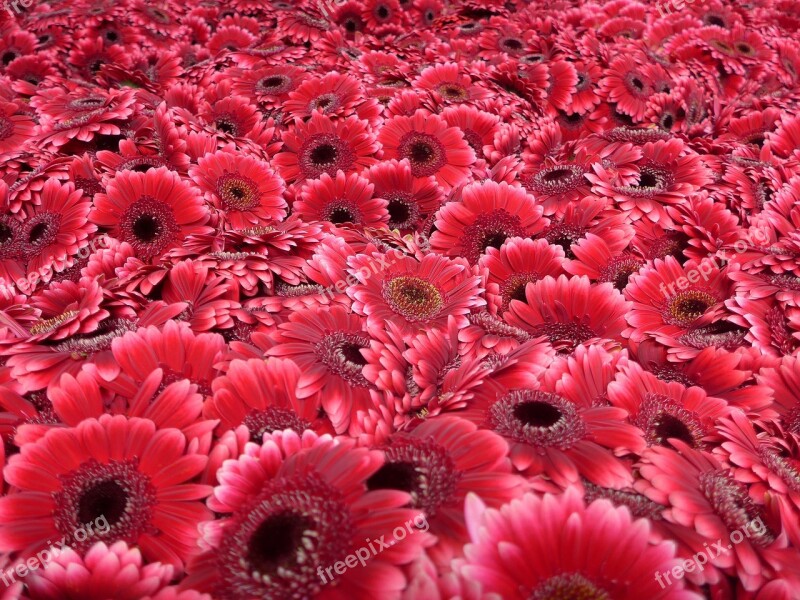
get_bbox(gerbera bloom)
[457,487,699,600]
[367,416,524,563]
[294,170,388,227]
[637,442,794,591]
[608,360,732,450]
[506,275,631,354]
[346,252,485,340]
[0,415,212,568]
[184,430,431,599]
[267,305,374,433]
[229,64,307,108]
[566,232,644,291]
[414,63,491,104]
[377,110,475,190]
[22,541,210,600]
[189,150,286,229]
[441,104,500,161]
[430,180,547,264]
[31,87,137,149]
[366,159,443,232]
[20,178,95,276]
[199,95,260,139]
[273,112,379,184]
[282,72,379,123]
[207,357,332,438]
[28,277,109,342]
[623,255,731,348]
[479,237,565,314]
[587,139,712,223]
[90,167,211,260]
[0,100,35,154]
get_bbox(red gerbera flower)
[0,415,212,569]
[90,167,211,260]
[506,275,631,354]
[430,180,547,264]
[378,109,475,190]
[184,430,431,599]
[366,159,443,232]
[273,112,379,184]
[458,487,699,599]
[0,100,35,154]
[267,305,375,433]
[294,170,388,228]
[27,277,109,342]
[347,252,485,340]
[190,150,286,229]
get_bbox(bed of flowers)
[1,0,800,597]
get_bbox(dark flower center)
[120,195,180,258]
[383,275,444,321]
[397,132,446,178]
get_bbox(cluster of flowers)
[1,0,800,597]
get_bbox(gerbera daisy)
[22,541,210,600]
[0,415,212,568]
[0,100,35,154]
[430,180,547,264]
[229,65,307,108]
[184,429,431,599]
[505,275,631,354]
[346,252,485,340]
[27,277,109,342]
[189,150,286,229]
[207,357,332,438]
[479,237,565,314]
[365,159,443,232]
[457,487,699,599]
[414,63,491,105]
[377,109,475,190]
[20,178,95,277]
[294,170,388,227]
[267,305,375,433]
[367,416,524,564]
[282,72,378,123]
[273,112,379,184]
[90,167,211,260]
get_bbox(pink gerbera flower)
[184,430,431,599]
[22,541,210,600]
[294,170,388,227]
[189,150,286,229]
[346,252,485,340]
[0,100,35,154]
[366,159,443,232]
[273,112,379,184]
[505,275,631,354]
[267,305,375,433]
[27,277,109,342]
[90,167,211,260]
[430,180,547,264]
[377,109,475,190]
[207,357,333,438]
[0,415,212,569]
[457,487,698,599]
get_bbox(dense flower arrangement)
[1,0,800,597]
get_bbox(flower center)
[531,322,596,353]
[488,390,586,449]
[383,191,419,229]
[243,408,312,442]
[323,200,359,224]
[599,255,643,290]
[30,310,79,335]
[300,133,355,180]
[678,321,748,350]
[310,93,339,114]
[664,290,717,327]
[367,437,460,518]
[0,116,13,140]
[699,470,775,547]
[217,474,354,599]
[462,209,525,264]
[501,273,539,311]
[22,212,62,257]
[53,458,157,552]
[437,83,468,101]
[217,173,260,211]
[397,132,446,178]
[500,37,524,52]
[530,573,610,600]
[0,217,20,259]
[314,331,371,387]
[527,165,585,196]
[634,393,705,449]
[257,75,292,94]
[544,223,584,258]
[120,195,180,258]
[214,114,240,136]
[67,96,106,111]
[383,275,444,321]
